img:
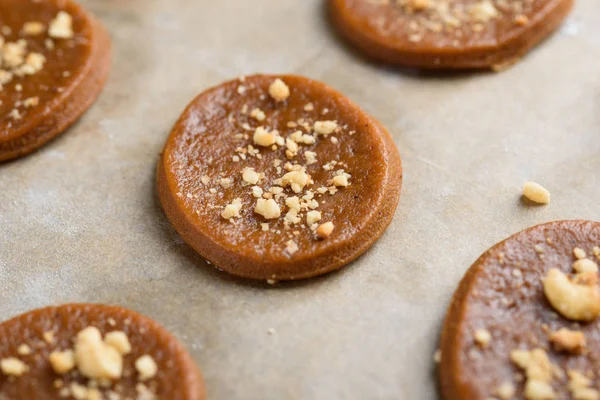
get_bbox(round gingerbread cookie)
[329,0,574,69]
[0,0,111,162]
[439,220,600,400]
[157,74,402,281]
[0,303,205,399]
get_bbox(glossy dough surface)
[0,304,205,399]
[158,74,402,280]
[0,0,110,161]
[440,220,600,399]
[329,0,574,68]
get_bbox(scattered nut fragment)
[316,222,334,239]
[49,350,76,374]
[22,22,45,36]
[285,240,299,255]
[332,174,350,187]
[568,370,599,400]
[268,78,290,102]
[221,199,242,220]
[549,328,586,354]
[314,121,337,135]
[574,247,586,260]
[473,328,491,348]
[49,11,74,39]
[496,382,516,400]
[469,0,499,23]
[281,170,311,193]
[510,348,555,400]
[17,344,31,356]
[250,108,266,121]
[75,326,123,380]
[522,181,550,204]
[0,357,28,376]
[524,379,556,400]
[104,331,132,355]
[573,258,598,273]
[542,268,600,321]
[306,210,322,226]
[135,355,157,381]
[242,167,260,184]
[253,127,276,147]
[255,199,281,219]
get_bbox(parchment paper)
[1,0,599,398]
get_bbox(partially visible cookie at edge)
[0,0,111,161]
[0,303,205,399]
[439,220,600,400]
[157,74,402,281]
[329,0,574,69]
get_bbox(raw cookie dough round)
[157,74,402,281]
[0,303,205,399]
[439,220,600,400]
[0,0,111,162]
[329,0,574,69]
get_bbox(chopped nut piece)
[474,328,491,348]
[469,0,499,23]
[219,178,233,189]
[406,0,431,11]
[104,331,132,355]
[22,22,45,36]
[135,355,157,381]
[250,108,266,121]
[316,222,334,239]
[261,223,269,232]
[242,167,260,184]
[0,357,28,376]
[542,268,600,321]
[496,382,516,400]
[568,370,599,400]
[285,240,299,254]
[23,97,40,108]
[251,186,263,198]
[574,247,587,260]
[75,327,123,380]
[304,151,317,165]
[49,11,74,39]
[549,328,586,354]
[524,379,555,400]
[49,350,76,374]
[515,14,529,26]
[510,348,553,382]
[314,121,337,135]
[306,210,322,226]
[221,199,242,220]
[332,175,349,187]
[17,344,31,356]
[281,170,311,193]
[268,78,290,102]
[304,103,314,111]
[573,258,598,273]
[43,331,55,344]
[522,181,550,204]
[255,199,281,219]
[253,127,276,147]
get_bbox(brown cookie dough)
[0,303,205,399]
[0,0,111,162]
[157,74,402,281]
[439,220,600,400]
[329,0,574,69]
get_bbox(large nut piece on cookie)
[542,268,600,321]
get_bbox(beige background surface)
[1,0,600,399]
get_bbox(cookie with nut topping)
[0,303,205,399]
[157,74,402,281]
[329,0,574,69]
[439,220,600,400]
[0,0,111,162]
